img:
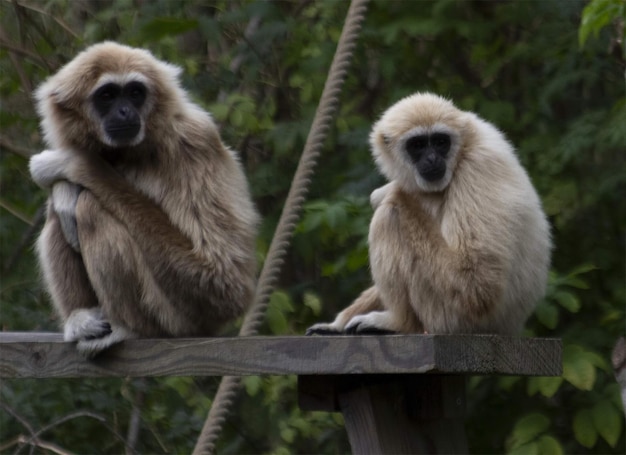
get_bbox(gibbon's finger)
[77,325,136,359]
[63,308,109,342]
[305,324,344,336]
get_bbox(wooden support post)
[299,374,467,454]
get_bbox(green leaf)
[270,291,294,313]
[266,291,294,334]
[499,376,521,391]
[301,211,324,233]
[244,376,262,397]
[553,291,581,313]
[527,377,540,396]
[584,350,610,372]
[280,426,296,444]
[566,263,598,277]
[529,376,563,398]
[573,409,598,448]
[509,441,539,455]
[579,0,624,47]
[266,305,289,334]
[303,292,322,316]
[209,103,230,121]
[539,376,563,398]
[535,302,558,329]
[507,413,550,451]
[592,399,623,447]
[325,203,347,230]
[562,345,596,390]
[537,435,563,455]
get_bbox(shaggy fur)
[30,42,259,357]
[308,93,551,335]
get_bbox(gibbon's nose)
[425,152,438,165]
[118,106,131,118]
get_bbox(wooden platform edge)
[0,332,562,379]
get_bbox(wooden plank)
[0,332,561,379]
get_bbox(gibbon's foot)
[306,320,396,336]
[77,325,136,359]
[344,310,399,335]
[64,308,112,342]
[305,323,344,336]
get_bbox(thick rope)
[192,1,370,453]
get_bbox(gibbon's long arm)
[374,189,508,331]
[30,149,247,307]
[50,181,82,252]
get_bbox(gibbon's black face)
[92,81,147,145]
[405,132,451,182]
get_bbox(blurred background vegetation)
[0,0,624,453]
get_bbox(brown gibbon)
[30,42,259,357]
[308,93,551,336]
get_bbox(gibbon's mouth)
[419,165,446,182]
[106,123,142,142]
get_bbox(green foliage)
[506,413,563,455]
[1,0,625,453]
[579,0,626,54]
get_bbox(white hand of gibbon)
[370,182,395,209]
[29,149,76,189]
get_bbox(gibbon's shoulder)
[457,113,528,188]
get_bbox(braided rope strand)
[192,1,369,453]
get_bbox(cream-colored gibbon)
[308,93,551,335]
[30,42,259,357]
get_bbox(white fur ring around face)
[29,149,73,188]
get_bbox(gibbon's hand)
[29,149,76,188]
[370,182,395,209]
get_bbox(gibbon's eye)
[406,135,428,151]
[92,83,122,117]
[125,81,147,107]
[431,133,450,147]
[405,135,429,163]
[94,83,120,103]
[431,133,451,155]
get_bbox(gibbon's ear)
[35,74,79,114]
[382,134,391,146]
[153,59,183,86]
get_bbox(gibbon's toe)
[64,308,110,342]
[84,322,112,340]
[77,325,136,359]
[350,326,396,335]
[305,323,343,336]
[345,311,398,335]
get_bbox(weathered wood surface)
[0,332,561,379]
